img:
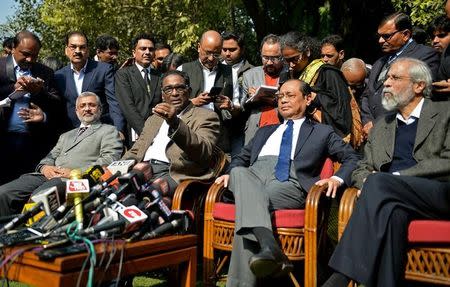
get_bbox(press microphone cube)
[31,186,60,216]
[21,203,45,226]
[107,160,135,175]
[117,205,148,233]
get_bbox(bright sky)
[0,0,17,25]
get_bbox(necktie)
[143,68,151,95]
[75,126,88,140]
[275,120,294,182]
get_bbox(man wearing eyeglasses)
[216,79,359,287]
[55,31,125,137]
[241,34,288,145]
[122,70,220,197]
[361,12,439,138]
[151,42,171,72]
[115,33,162,147]
[178,30,235,154]
[323,57,450,287]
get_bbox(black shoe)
[249,246,293,278]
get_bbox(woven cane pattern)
[405,247,450,285]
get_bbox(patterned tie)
[143,68,151,95]
[274,120,294,182]
[75,126,88,141]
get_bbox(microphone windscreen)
[82,165,105,186]
[151,178,170,197]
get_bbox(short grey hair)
[392,58,432,98]
[76,92,102,110]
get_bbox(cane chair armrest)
[338,187,359,240]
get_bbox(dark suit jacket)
[230,119,360,192]
[181,60,234,152]
[352,98,450,189]
[361,40,440,124]
[123,103,220,183]
[180,60,233,99]
[0,55,62,151]
[115,65,162,139]
[55,59,125,132]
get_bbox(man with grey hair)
[0,92,123,216]
[322,57,450,287]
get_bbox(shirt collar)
[283,117,306,126]
[135,62,151,73]
[198,59,218,72]
[71,61,88,74]
[396,97,424,124]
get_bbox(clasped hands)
[191,92,233,111]
[41,165,71,179]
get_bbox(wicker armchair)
[171,146,229,233]
[203,180,333,287]
[339,187,450,286]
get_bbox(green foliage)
[391,0,446,27]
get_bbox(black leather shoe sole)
[249,257,280,278]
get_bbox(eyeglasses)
[200,47,221,59]
[284,54,302,63]
[383,74,412,82]
[275,92,296,101]
[349,83,366,90]
[377,30,402,41]
[162,84,189,95]
[67,44,88,51]
[261,55,283,63]
[156,57,165,61]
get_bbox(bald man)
[178,30,236,154]
[341,58,368,108]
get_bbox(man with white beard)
[322,57,450,287]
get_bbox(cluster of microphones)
[0,160,192,251]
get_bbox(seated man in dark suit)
[122,70,221,198]
[0,92,123,216]
[323,57,450,287]
[55,31,125,135]
[215,79,360,287]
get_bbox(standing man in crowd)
[115,33,162,146]
[241,34,287,144]
[321,34,345,68]
[430,15,450,56]
[221,31,253,155]
[0,30,61,184]
[152,43,171,72]
[94,34,120,70]
[361,12,439,136]
[178,30,234,154]
[55,31,125,136]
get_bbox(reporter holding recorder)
[0,92,122,216]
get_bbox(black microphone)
[0,202,44,234]
[78,220,127,236]
[141,183,172,222]
[140,218,184,240]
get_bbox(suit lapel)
[383,115,397,160]
[414,99,437,151]
[129,66,147,94]
[81,60,95,92]
[294,120,314,157]
[65,66,78,99]
[65,123,101,152]
[6,56,16,82]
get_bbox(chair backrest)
[210,146,229,179]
